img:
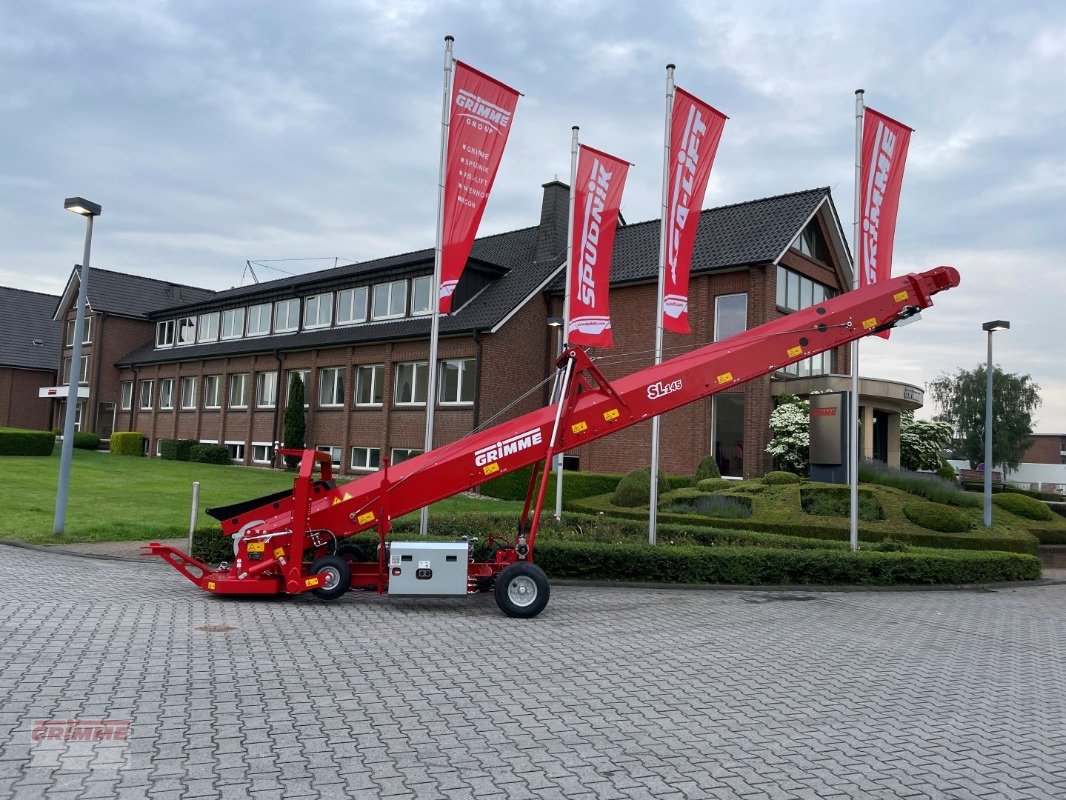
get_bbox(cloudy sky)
[2,0,1063,429]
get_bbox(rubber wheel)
[309,555,351,601]
[494,563,550,618]
[336,543,368,563]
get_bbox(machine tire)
[494,562,550,618]
[309,555,351,601]
[336,543,368,563]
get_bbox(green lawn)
[0,450,522,545]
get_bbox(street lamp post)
[547,316,565,520]
[54,197,102,535]
[981,320,1009,528]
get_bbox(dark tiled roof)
[81,268,215,318]
[0,287,61,370]
[547,187,829,291]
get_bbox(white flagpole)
[553,126,580,520]
[420,35,455,536]
[648,64,676,546]
[849,88,865,553]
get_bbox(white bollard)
[188,481,200,554]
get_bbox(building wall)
[1022,434,1066,465]
[0,366,55,430]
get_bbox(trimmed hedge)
[480,466,622,502]
[613,467,669,507]
[696,478,732,492]
[992,492,1054,522]
[764,471,801,485]
[695,455,721,481]
[191,526,233,563]
[109,432,143,456]
[159,438,198,461]
[73,431,101,450]
[533,540,1040,585]
[801,487,885,522]
[190,444,230,464]
[0,427,55,456]
[903,501,972,533]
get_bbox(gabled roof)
[54,267,215,321]
[0,287,61,371]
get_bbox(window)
[372,280,407,320]
[286,370,311,408]
[714,294,747,342]
[781,351,831,378]
[198,312,220,343]
[224,441,245,462]
[246,303,272,336]
[438,358,475,404]
[319,367,345,407]
[274,298,300,333]
[303,293,333,328]
[350,447,381,472]
[155,440,165,457]
[159,378,174,410]
[792,221,831,264]
[256,371,278,408]
[356,365,384,406]
[139,380,154,410]
[176,317,197,346]
[203,375,221,409]
[777,266,835,313]
[411,276,433,316]
[251,443,274,464]
[337,287,368,325]
[391,448,422,465]
[395,361,428,405]
[120,381,133,411]
[65,317,91,346]
[156,320,175,348]
[221,308,245,339]
[229,374,248,409]
[315,445,342,469]
[61,355,90,385]
[180,377,197,410]
[712,393,745,479]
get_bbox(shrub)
[0,427,55,456]
[936,461,957,482]
[1003,485,1063,502]
[613,467,669,508]
[872,538,909,552]
[696,478,732,492]
[72,431,101,450]
[191,526,234,563]
[903,501,972,533]
[189,444,231,464]
[801,487,884,522]
[109,432,143,456]
[764,471,801,485]
[695,455,721,482]
[859,460,979,508]
[481,466,621,502]
[993,492,1054,522]
[159,438,197,461]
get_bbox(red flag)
[662,87,727,334]
[566,145,630,348]
[439,61,520,313]
[859,107,912,287]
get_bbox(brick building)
[0,287,61,430]
[42,181,919,478]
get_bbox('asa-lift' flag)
[662,87,727,334]
[439,61,520,313]
[566,144,630,348]
[858,107,912,288]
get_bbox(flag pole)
[849,88,865,553]
[648,64,676,546]
[420,35,455,536]
[553,125,580,520]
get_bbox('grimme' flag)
[859,107,912,288]
[566,144,630,348]
[662,87,727,334]
[439,61,520,313]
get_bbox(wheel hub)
[508,576,538,607]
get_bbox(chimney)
[535,180,570,265]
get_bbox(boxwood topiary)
[764,471,801,485]
[612,466,669,507]
[189,444,231,464]
[695,455,721,482]
[696,478,732,492]
[0,427,55,456]
[903,501,972,533]
[72,431,101,450]
[993,492,1054,521]
[109,431,143,456]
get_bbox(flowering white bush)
[765,395,810,474]
[899,412,954,472]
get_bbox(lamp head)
[64,197,101,217]
[982,320,1010,332]
[547,316,564,329]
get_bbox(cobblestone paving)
[0,547,1064,799]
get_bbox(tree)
[765,394,810,475]
[283,374,306,470]
[898,411,953,472]
[927,365,1040,472]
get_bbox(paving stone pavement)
[0,548,1064,800]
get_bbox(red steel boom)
[145,266,960,616]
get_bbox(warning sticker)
[893,290,909,303]
[571,420,588,434]
[390,553,401,567]
[717,372,733,385]
[483,463,500,476]
[357,511,376,525]
[603,409,620,422]
[787,346,802,358]
[862,317,878,330]
[246,542,265,553]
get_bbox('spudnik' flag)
[439,61,520,313]
[662,87,727,334]
[859,107,912,287]
[567,144,630,348]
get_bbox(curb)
[3,539,1063,593]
